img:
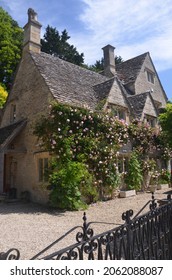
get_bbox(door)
[0,153,4,193]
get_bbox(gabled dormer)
[116,52,167,108]
[127,91,158,127]
[93,77,130,123]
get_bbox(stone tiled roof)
[116,53,148,84]
[31,52,109,110]
[93,77,115,101]
[0,120,26,151]
[29,51,160,118]
[127,92,149,119]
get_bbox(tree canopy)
[159,103,172,148]
[41,25,84,66]
[0,84,8,108]
[0,7,23,90]
[0,7,124,90]
[86,56,124,72]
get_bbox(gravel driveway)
[0,186,171,259]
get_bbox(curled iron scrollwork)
[122,209,134,224]
[76,212,94,242]
[83,239,98,256]
[0,248,20,260]
[58,249,79,260]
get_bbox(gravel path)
[0,186,171,259]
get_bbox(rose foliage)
[34,103,170,209]
[34,102,129,209]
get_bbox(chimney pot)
[28,8,38,21]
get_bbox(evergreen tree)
[86,56,124,72]
[41,25,84,66]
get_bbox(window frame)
[146,70,155,84]
[110,105,127,121]
[10,104,17,123]
[144,114,157,127]
[117,156,128,173]
[38,157,49,183]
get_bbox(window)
[38,158,48,182]
[144,115,156,127]
[147,71,154,84]
[118,157,128,173]
[10,104,16,123]
[111,106,126,120]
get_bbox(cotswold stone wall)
[135,55,167,108]
[1,51,54,204]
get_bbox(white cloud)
[71,0,172,70]
[1,0,172,72]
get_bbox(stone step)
[0,194,7,202]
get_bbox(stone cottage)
[0,9,168,203]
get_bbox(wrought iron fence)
[0,192,172,260]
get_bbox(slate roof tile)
[116,53,148,84]
[31,52,109,109]
[127,92,149,118]
[93,77,115,101]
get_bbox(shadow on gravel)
[0,201,67,216]
[163,190,172,195]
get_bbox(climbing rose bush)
[34,103,170,209]
[34,102,129,208]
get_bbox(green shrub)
[124,152,143,191]
[49,161,97,210]
[159,169,170,184]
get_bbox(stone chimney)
[23,8,42,53]
[102,44,116,77]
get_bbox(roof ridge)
[127,92,149,99]
[117,52,148,66]
[30,51,109,80]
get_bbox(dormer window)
[10,104,16,123]
[144,114,156,127]
[146,70,154,84]
[111,105,127,121]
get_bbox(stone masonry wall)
[1,51,54,203]
[135,54,167,108]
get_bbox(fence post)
[83,212,88,241]
[122,209,133,259]
[149,191,157,211]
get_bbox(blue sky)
[1,0,172,100]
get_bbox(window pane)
[38,158,43,182]
[10,104,16,123]
[147,71,154,84]
[44,158,49,182]
[119,110,126,120]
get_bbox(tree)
[0,84,8,108]
[159,103,172,148]
[86,56,124,72]
[41,25,84,66]
[0,7,23,90]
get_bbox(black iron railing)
[0,192,172,260]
